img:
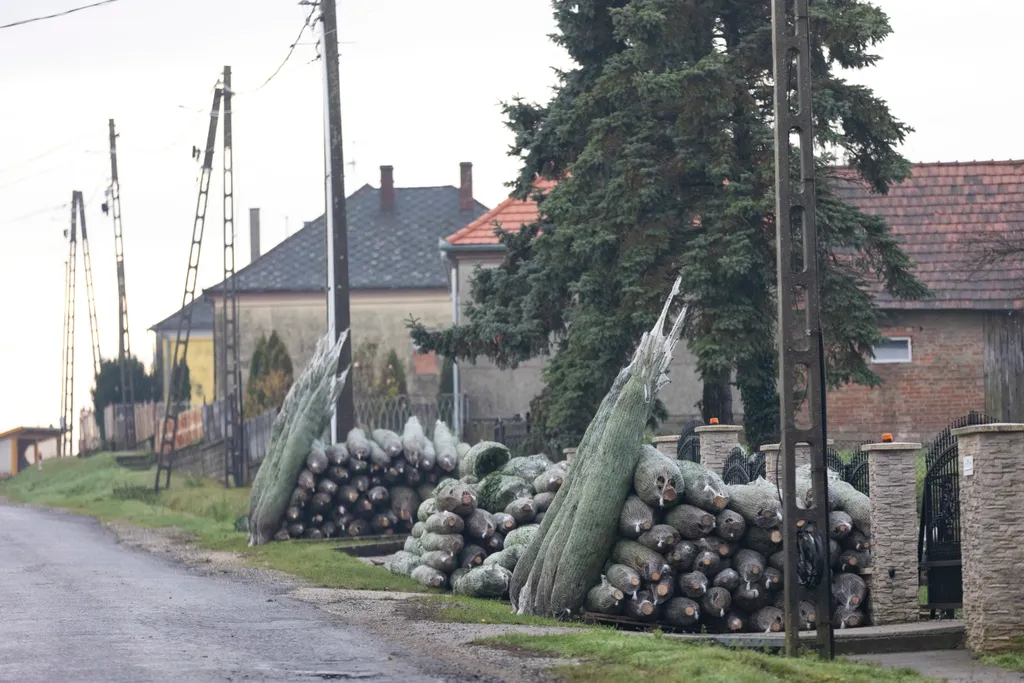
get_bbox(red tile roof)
[446,162,1024,309]
[836,160,1024,310]
[445,178,556,247]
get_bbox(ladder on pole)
[60,198,78,459]
[108,119,137,449]
[221,66,244,488]
[77,191,102,382]
[155,86,223,492]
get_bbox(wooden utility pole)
[771,0,834,658]
[319,0,354,443]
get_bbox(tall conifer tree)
[410,0,927,448]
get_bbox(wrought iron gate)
[676,419,703,463]
[918,411,996,616]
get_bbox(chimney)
[380,165,395,213]
[249,208,261,262]
[459,162,473,211]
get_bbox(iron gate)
[676,419,703,463]
[918,411,996,616]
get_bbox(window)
[871,337,912,364]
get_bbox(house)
[442,179,736,430]
[0,426,60,476]
[441,160,1024,445]
[202,163,490,401]
[149,297,216,405]
[826,160,1024,444]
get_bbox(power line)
[0,0,122,31]
[234,3,319,96]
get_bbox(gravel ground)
[106,518,578,682]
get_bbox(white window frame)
[870,336,913,364]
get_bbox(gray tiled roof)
[148,296,215,333]
[205,184,489,294]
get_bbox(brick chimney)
[380,165,395,213]
[249,208,260,262]
[459,162,473,211]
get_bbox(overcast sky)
[1,0,1021,433]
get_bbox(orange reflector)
[882,433,894,443]
[709,417,720,425]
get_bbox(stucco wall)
[156,331,214,405]
[1,438,12,475]
[452,254,740,432]
[211,289,452,400]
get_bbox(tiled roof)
[445,164,1024,310]
[445,178,556,247]
[149,296,215,333]
[835,160,1024,310]
[205,184,489,294]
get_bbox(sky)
[0,0,1022,432]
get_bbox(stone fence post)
[762,443,810,485]
[694,424,744,474]
[651,435,679,460]
[862,440,921,626]
[950,423,1024,653]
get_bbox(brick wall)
[827,310,985,444]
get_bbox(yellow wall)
[159,332,215,405]
[209,290,453,400]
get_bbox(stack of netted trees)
[567,450,872,632]
[501,279,872,632]
[268,416,476,541]
[384,444,568,598]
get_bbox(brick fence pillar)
[762,443,811,485]
[694,425,744,474]
[651,435,679,460]
[862,440,921,626]
[950,423,1024,653]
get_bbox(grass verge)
[412,594,565,627]
[981,638,1024,672]
[477,631,937,683]
[0,453,423,593]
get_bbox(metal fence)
[493,414,532,456]
[78,408,101,455]
[353,393,469,436]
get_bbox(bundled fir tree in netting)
[408,0,927,447]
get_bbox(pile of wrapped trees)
[383,442,568,597]
[266,416,477,541]
[500,279,872,631]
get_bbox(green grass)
[981,638,1024,672]
[478,631,937,683]
[413,594,565,626]
[0,453,423,593]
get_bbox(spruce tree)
[409,0,927,449]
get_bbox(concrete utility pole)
[319,0,355,443]
[108,119,137,449]
[771,0,834,658]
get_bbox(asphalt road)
[0,505,445,683]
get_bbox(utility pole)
[771,0,834,658]
[319,0,354,443]
[77,191,102,382]
[59,199,78,459]
[108,119,137,449]
[221,65,245,488]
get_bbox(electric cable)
[0,0,122,31]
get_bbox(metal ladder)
[155,86,223,492]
